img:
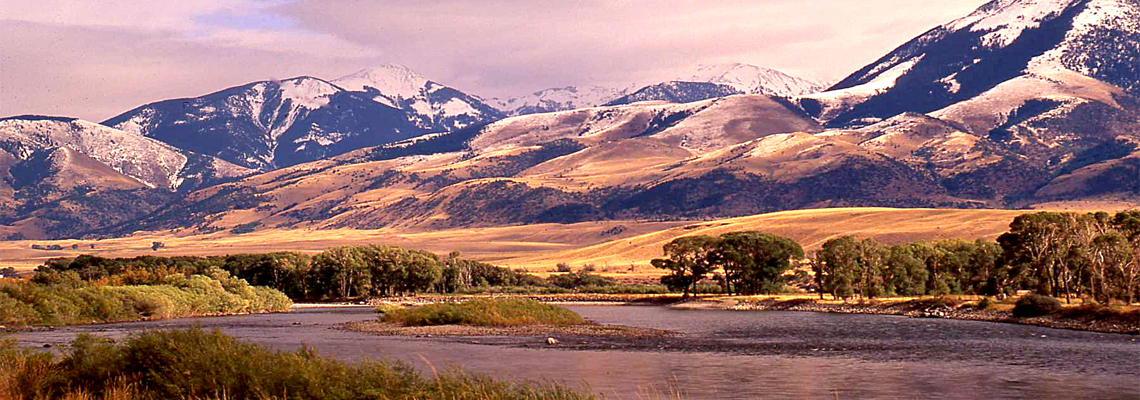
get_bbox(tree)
[1112,211,1140,304]
[651,236,719,299]
[999,212,1068,296]
[854,238,886,299]
[710,232,803,295]
[818,236,860,300]
[312,247,369,298]
[884,244,927,296]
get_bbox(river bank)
[362,293,1139,335]
[675,297,1140,335]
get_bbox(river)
[12,305,1140,400]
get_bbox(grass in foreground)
[380,298,586,327]
[0,328,593,400]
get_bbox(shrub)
[977,297,995,310]
[548,271,617,289]
[0,272,291,326]
[381,298,586,327]
[2,329,594,400]
[1013,294,1061,317]
[555,263,572,273]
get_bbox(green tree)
[651,236,719,299]
[884,244,928,296]
[710,232,804,295]
[312,247,369,298]
[818,236,860,300]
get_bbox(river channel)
[12,305,1140,399]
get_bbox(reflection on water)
[13,306,1140,400]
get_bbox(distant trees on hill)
[653,211,1140,304]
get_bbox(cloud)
[0,0,990,120]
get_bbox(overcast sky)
[1,0,989,121]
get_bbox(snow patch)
[279,78,337,110]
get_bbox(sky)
[0,0,990,121]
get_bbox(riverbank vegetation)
[653,211,1140,306]
[0,267,290,327]
[0,328,593,400]
[34,249,668,302]
[380,298,586,327]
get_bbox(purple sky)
[0,0,990,121]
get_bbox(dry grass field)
[0,207,1124,275]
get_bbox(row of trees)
[652,211,1140,304]
[40,247,545,301]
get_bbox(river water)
[12,306,1140,400]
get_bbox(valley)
[0,207,1098,272]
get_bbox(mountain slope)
[799,0,1140,127]
[103,77,427,170]
[332,64,504,131]
[604,82,742,106]
[0,116,252,239]
[0,116,251,191]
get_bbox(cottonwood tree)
[710,232,803,295]
[652,235,719,299]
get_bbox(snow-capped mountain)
[104,76,426,170]
[0,116,251,191]
[488,86,629,116]
[491,63,823,115]
[332,64,504,132]
[799,0,1140,127]
[678,63,826,96]
[604,82,741,106]
[0,116,254,239]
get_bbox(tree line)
[39,246,547,301]
[652,211,1140,304]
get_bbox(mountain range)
[3,0,1137,240]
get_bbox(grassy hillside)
[1,207,1127,275]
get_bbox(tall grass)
[0,329,594,400]
[381,298,586,327]
[0,270,291,326]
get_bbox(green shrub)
[382,298,586,327]
[1013,294,1061,317]
[976,297,995,310]
[0,272,291,326]
[578,284,669,294]
[548,271,616,289]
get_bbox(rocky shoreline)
[679,297,1140,335]
[358,294,1139,335]
[344,320,672,339]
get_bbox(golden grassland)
[0,207,1124,275]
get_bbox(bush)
[0,271,291,326]
[548,271,616,289]
[977,297,995,310]
[1013,294,1061,317]
[381,298,586,327]
[578,284,669,294]
[555,263,573,273]
[2,329,594,400]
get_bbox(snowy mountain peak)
[946,0,1079,47]
[803,0,1140,127]
[333,64,430,100]
[680,63,825,96]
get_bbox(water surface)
[13,306,1140,400]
